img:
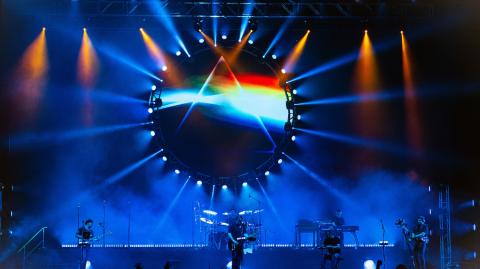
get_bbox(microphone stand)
[380,219,386,269]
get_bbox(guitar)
[395,219,429,244]
[78,231,112,245]
[227,233,256,251]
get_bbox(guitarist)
[412,216,429,269]
[76,219,95,269]
[228,215,247,269]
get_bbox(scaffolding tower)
[439,185,453,269]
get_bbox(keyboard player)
[332,209,345,243]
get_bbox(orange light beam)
[352,30,385,139]
[401,31,423,149]
[12,28,49,120]
[199,30,227,56]
[77,29,99,89]
[228,30,253,64]
[140,28,167,68]
[283,30,310,73]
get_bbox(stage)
[16,245,408,269]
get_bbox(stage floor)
[18,245,410,269]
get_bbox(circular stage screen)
[152,48,288,177]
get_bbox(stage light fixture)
[199,38,205,44]
[363,260,375,269]
[291,135,296,141]
[474,224,477,231]
[272,54,277,60]
[281,68,286,74]
[174,169,180,174]
[292,89,297,95]
[248,39,254,45]
[242,182,248,187]
[222,34,227,40]
[248,18,258,32]
[162,65,168,71]
[83,27,86,32]
[264,171,270,176]
[277,159,283,164]
[196,180,203,186]
[175,50,181,56]
[151,85,157,91]
[42,27,46,31]
[297,115,301,120]
[148,108,153,114]
[222,184,228,190]
[193,18,203,32]
[162,156,168,161]
[150,130,156,137]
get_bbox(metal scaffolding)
[439,185,453,269]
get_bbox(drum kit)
[195,206,264,250]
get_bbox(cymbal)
[200,217,214,225]
[203,210,218,216]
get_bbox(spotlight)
[42,27,46,31]
[281,68,286,74]
[148,108,153,114]
[400,30,404,35]
[292,89,298,95]
[474,224,477,231]
[242,182,248,187]
[196,180,203,186]
[193,18,203,32]
[363,260,375,269]
[150,130,156,137]
[277,159,283,164]
[83,27,86,32]
[364,29,368,34]
[139,27,144,32]
[175,50,182,56]
[248,18,258,32]
[199,38,205,44]
[297,115,301,120]
[222,34,227,40]
[291,135,296,141]
[248,39,254,45]
[472,200,476,207]
[162,65,168,71]
[264,171,270,176]
[174,169,180,174]
[151,85,157,91]
[162,156,168,161]
[222,184,228,190]
[272,54,277,60]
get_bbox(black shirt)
[323,236,341,254]
[333,216,345,226]
[413,223,428,243]
[77,227,94,240]
[228,219,246,240]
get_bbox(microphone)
[380,219,385,231]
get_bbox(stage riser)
[17,247,411,269]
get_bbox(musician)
[228,215,247,269]
[322,231,342,269]
[332,209,345,227]
[332,209,345,243]
[76,219,95,243]
[76,219,94,268]
[412,216,428,269]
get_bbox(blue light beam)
[238,1,255,42]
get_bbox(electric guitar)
[228,233,256,251]
[395,219,429,244]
